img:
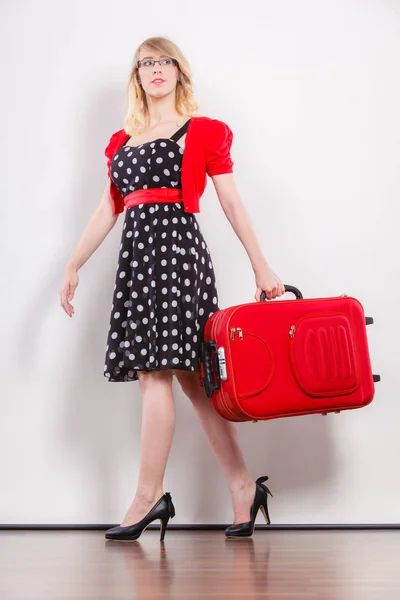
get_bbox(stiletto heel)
[225,475,273,538]
[105,492,175,542]
[259,502,270,524]
[160,515,170,541]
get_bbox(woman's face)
[137,49,179,98]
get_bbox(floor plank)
[0,530,399,599]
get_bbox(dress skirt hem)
[105,365,202,383]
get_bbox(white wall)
[2,0,399,525]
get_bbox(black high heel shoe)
[225,475,273,538]
[105,492,175,542]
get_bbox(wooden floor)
[1,529,399,599]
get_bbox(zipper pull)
[230,327,243,340]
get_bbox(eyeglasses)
[137,57,178,69]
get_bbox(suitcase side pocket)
[230,330,275,400]
[288,312,360,397]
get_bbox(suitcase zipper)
[232,296,349,342]
[288,311,344,338]
[230,327,243,340]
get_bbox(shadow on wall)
[59,87,139,519]
[242,412,335,493]
[17,87,139,521]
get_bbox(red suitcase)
[199,285,380,422]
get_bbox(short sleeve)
[205,119,234,177]
[105,130,126,215]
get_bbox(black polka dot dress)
[103,118,220,382]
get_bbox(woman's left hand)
[254,265,285,301]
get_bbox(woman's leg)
[174,370,257,525]
[120,369,175,527]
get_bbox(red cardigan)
[104,115,234,215]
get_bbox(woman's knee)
[174,369,203,398]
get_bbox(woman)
[60,36,285,541]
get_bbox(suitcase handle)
[199,340,221,398]
[260,284,303,301]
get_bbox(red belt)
[124,187,183,209]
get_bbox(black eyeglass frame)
[137,57,179,69]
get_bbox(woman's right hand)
[60,266,79,317]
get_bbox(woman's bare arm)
[211,173,285,301]
[60,182,120,317]
[211,173,270,273]
[66,182,119,272]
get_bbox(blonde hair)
[124,36,200,136]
